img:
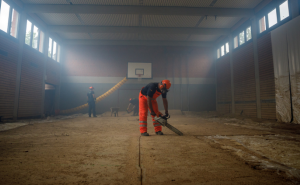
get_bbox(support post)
[186,53,190,111]
[13,11,27,120]
[40,32,49,117]
[179,54,183,111]
[252,17,262,119]
[229,34,235,114]
[54,46,64,112]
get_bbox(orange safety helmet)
[129,98,132,102]
[89,86,94,90]
[159,80,171,90]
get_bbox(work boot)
[156,131,164,135]
[141,132,149,136]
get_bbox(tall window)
[234,36,238,49]
[220,45,225,56]
[259,16,266,33]
[225,42,229,54]
[39,31,44,53]
[279,0,289,21]
[0,0,10,33]
[10,9,19,38]
[32,26,39,49]
[239,31,245,45]
[217,49,220,59]
[48,38,52,57]
[52,41,57,60]
[268,9,278,28]
[57,45,61,63]
[246,27,252,41]
[25,20,32,46]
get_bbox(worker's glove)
[150,111,156,116]
[156,112,163,117]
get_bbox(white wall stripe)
[61,76,216,84]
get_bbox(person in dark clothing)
[87,86,97,117]
[127,98,139,116]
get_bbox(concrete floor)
[0,110,299,184]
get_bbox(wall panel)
[216,55,231,114]
[233,43,257,118]
[0,34,19,118]
[18,46,44,118]
[258,33,276,119]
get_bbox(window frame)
[257,0,292,37]
[0,0,20,39]
[232,24,252,50]
[25,18,45,53]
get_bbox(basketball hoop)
[138,74,142,82]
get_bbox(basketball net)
[138,74,142,82]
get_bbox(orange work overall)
[139,88,162,133]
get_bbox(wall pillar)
[40,32,49,117]
[291,0,300,18]
[229,35,235,114]
[54,46,65,111]
[13,11,27,120]
[252,17,262,118]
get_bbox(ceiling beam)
[64,40,213,47]
[49,26,230,35]
[24,5,254,17]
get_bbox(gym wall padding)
[258,33,276,120]
[216,55,232,114]
[233,42,257,118]
[18,46,44,118]
[0,33,19,119]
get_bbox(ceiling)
[20,0,266,46]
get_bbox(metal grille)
[188,35,219,42]
[38,13,82,25]
[198,16,241,28]
[71,0,139,5]
[59,33,91,39]
[91,33,139,40]
[79,14,139,26]
[214,0,264,8]
[142,0,212,7]
[140,34,188,41]
[21,0,68,4]
[142,15,201,27]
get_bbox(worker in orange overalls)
[139,80,171,136]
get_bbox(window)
[279,0,289,21]
[10,9,19,38]
[52,41,57,60]
[32,26,39,49]
[57,45,61,63]
[39,31,44,53]
[0,0,10,33]
[225,43,229,54]
[239,31,245,45]
[0,1,19,38]
[217,49,220,59]
[246,27,252,41]
[268,8,278,28]
[25,20,32,45]
[221,45,225,56]
[48,38,52,57]
[259,16,266,33]
[234,36,238,49]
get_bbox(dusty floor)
[0,110,300,185]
